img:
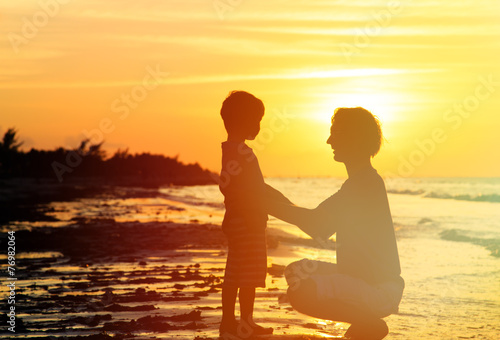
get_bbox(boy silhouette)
[218,91,289,338]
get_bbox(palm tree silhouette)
[0,128,23,152]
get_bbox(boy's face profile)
[245,116,262,140]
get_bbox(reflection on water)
[2,180,500,339]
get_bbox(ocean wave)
[418,217,434,225]
[388,189,500,203]
[387,189,425,196]
[424,192,500,203]
[160,191,222,207]
[440,229,500,258]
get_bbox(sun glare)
[312,92,397,125]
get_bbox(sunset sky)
[1,0,499,177]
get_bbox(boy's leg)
[221,285,238,335]
[239,287,273,335]
[239,287,255,326]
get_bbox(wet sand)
[0,184,350,340]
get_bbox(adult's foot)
[344,318,389,340]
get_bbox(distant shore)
[0,176,216,225]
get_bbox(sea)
[165,176,500,339]
[3,177,500,339]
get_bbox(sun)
[311,92,397,125]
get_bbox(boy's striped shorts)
[223,231,267,288]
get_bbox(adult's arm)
[264,184,294,205]
[267,192,342,240]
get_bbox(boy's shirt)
[220,141,268,235]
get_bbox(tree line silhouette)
[0,128,216,186]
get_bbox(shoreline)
[0,178,347,339]
[4,179,499,339]
[0,219,348,339]
[0,177,211,225]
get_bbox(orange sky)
[1,1,500,177]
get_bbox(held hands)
[262,185,335,240]
[263,184,297,222]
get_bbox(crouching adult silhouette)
[268,107,404,340]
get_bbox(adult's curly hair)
[331,107,383,157]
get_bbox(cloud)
[164,67,440,85]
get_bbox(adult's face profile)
[327,123,363,163]
[326,107,381,163]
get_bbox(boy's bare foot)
[250,324,273,335]
[219,318,238,337]
[242,318,274,336]
[344,318,388,340]
[235,319,274,338]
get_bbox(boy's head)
[327,107,383,162]
[220,91,264,140]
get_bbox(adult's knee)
[286,280,317,316]
[284,258,319,286]
[284,260,302,284]
[287,285,306,313]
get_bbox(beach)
[1,177,499,339]
[3,1,500,338]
